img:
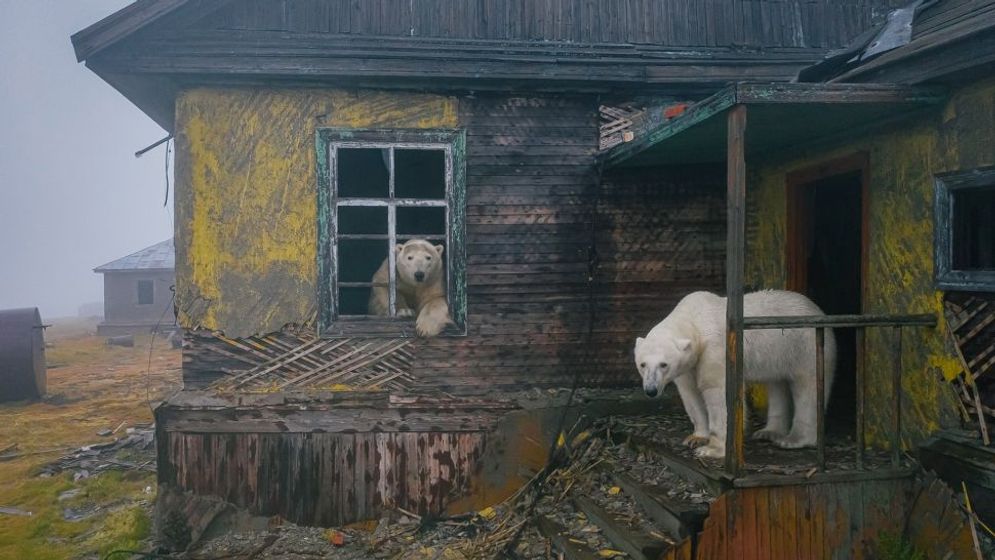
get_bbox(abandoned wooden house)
[93,238,176,336]
[72,0,992,557]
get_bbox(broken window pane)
[952,185,995,270]
[338,286,371,316]
[395,149,445,199]
[337,148,389,198]
[338,239,386,284]
[397,206,446,238]
[338,206,387,235]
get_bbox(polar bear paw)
[682,434,711,449]
[415,314,447,337]
[694,444,725,459]
[772,433,815,449]
[752,428,786,442]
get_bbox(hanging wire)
[500,154,605,558]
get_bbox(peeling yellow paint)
[174,88,457,337]
[746,77,995,444]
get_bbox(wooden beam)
[724,104,747,474]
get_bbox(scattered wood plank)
[0,506,32,516]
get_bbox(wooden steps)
[610,470,708,540]
[572,495,671,560]
[611,430,732,496]
[535,516,599,560]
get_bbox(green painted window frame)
[934,165,995,292]
[316,128,467,337]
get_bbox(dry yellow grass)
[0,318,181,559]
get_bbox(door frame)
[785,152,870,311]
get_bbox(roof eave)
[601,82,948,168]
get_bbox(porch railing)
[725,313,937,475]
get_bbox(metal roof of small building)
[94,239,174,273]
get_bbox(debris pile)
[181,416,707,559]
[37,424,156,480]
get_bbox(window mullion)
[387,147,397,317]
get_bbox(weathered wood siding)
[175,89,727,392]
[745,76,995,444]
[198,0,896,49]
[161,431,484,525]
[694,476,973,559]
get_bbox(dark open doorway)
[787,154,867,437]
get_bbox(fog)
[0,0,172,319]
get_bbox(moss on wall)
[174,89,458,337]
[746,77,995,445]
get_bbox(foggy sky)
[0,1,172,319]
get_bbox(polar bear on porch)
[368,239,452,337]
[634,290,836,459]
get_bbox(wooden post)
[725,104,747,474]
[892,326,903,467]
[855,326,866,469]
[815,327,826,470]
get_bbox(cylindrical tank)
[0,307,46,402]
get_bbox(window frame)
[934,165,995,291]
[316,128,467,337]
[136,279,155,305]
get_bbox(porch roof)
[601,82,946,168]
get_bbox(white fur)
[368,239,452,337]
[634,290,836,459]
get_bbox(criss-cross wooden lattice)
[206,329,416,392]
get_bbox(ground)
[0,317,181,560]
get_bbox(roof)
[71,0,901,132]
[94,239,174,273]
[602,82,946,168]
[798,0,995,84]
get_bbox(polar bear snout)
[644,387,659,398]
[414,271,426,282]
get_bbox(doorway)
[787,154,867,436]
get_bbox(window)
[137,280,154,305]
[935,166,995,291]
[317,129,466,336]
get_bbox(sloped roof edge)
[94,239,175,273]
[71,0,191,62]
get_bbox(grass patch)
[86,505,152,558]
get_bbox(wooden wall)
[198,0,897,49]
[745,76,995,444]
[694,475,974,560]
[174,88,727,392]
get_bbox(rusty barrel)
[0,307,47,402]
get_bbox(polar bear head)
[633,335,694,398]
[395,239,444,287]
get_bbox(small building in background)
[93,239,175,336]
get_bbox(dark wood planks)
[194,0,891,49]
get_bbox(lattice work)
[599,104,643,151]
[202,328,417,392]
[944,293,995,440]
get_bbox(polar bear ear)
[434,244,445,256]
[675,338,692,352]
[634,337,644,349]
[395,244,405,254]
